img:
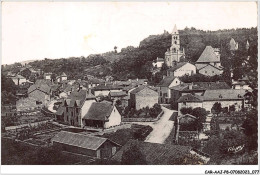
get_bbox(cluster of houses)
[6,24,254,163]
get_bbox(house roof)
[171,82,230,91]
[198,63,223,71]
[28,83,51,94]
[83,102,115,121]
[51,131,119,150]
[130,85,157,95]
[203,89,246,101]
[88,78,104,84]
[12,75,26,79]
[111,139,192,165]
[230,38,238,50]
[167,62,188,72]
[65,90,95,107]
[61,72,67,77]
[177,94,203,103]
[158,76,179,87]
[93,84,122,90]
[196,46,220,63]
[109,91,127,97]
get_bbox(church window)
[205,71,207,73]
[173,48,176,52]
[174,41,177,44]
[212,71,214,73]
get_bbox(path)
[5,120,53,131]
[144,106,176,144]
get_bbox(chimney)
[136,78,139,81]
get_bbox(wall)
[135,88,159,110]
[104,106,121,128]
[173,63,196,77]
[16,97,42,111]
[28,90,50,107]
[158,87,168,104]
[12,78,27,85]
[202,100,243,112]
[199,65,223,76]
[178,102,203,114]
[94,89,122,97]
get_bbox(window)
[71,112,73,117]
[174,41,177,44]
[176,81,178,83]
[160,92,162,96]
[66,107,68,112]
[205,71,207,73]
[76,108,79,113]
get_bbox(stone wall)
[135,88,159,110]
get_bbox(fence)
[122,111,164,122]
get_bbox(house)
[111,139,206,165]
[165,24,185,67]
[152,57,164,68]
[230,38,239,51]
[158,76,182,104]
[51,131,121,158]
[82,102,121,129]
[195,46,223,76]
[86,78,105,89]
[27,83,51,106]
[11,75,27,85]
[108,91,128,101]
[16,97,43,111]
[129,85,158,110]
[55,90,96,127]
[92,84,123,97]
[56,72,67,82]
[177,94,204,114]
[44,73,52,80]
[166,62,196,77]
[170,81,231,109]
[177,89,246,114]
[232,76,252,90]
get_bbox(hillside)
[2,27,257,81]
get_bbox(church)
[164,25,185,67]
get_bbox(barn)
[51,131,121,159]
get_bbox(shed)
[51,131,121,158]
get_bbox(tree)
[51,73,56,82]
[211,102,222,115]
[121,144,147,165]
[180,107,193,115]
[191,107,207,131]
[114,46,118,53]
[241,110,258,151]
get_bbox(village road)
[143,106,176,144]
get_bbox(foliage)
[168,153,203,165]
[121,144,147,165]
[180,107,193,115]
[1,74,17,105]
[124,104,162,118]
[211,102,222,115]
[241,110,258,151]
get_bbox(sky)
[2,2,258,65]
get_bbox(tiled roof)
[196,46,220,63]
[61,72,67,76]
[12,75,26,79]
[130,85,157,95]
[93,84,122,90]
[171,82,230,91]
[167,62,188,72]
[52,131,109,150]
[177,94,203,103]
[197,63,223,71]
[203,89,246,101]
[158,76,179,87]
[28,84,51,94]
[65,90,95,107]
[111,139,191,165]
[83,102,114,121]
[109,91,127,97]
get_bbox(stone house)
[195,46,223,76]
[11,75,27,85]
[44,73,52,80]
[92,84,123,97]
[82,102,121,129]
[152,57,164,68]
[158,76,182,104]
[56,72,67,83]
[129,86,158,110]
[55,90,96,127]
[170,81,230,109]
[52,131,121,159]
[177,89,246,114]
[166,62,196,77]
[27,83,51,106]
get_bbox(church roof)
[172,24,179,35]
[230,38,238,50]
[196,46,220,63]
